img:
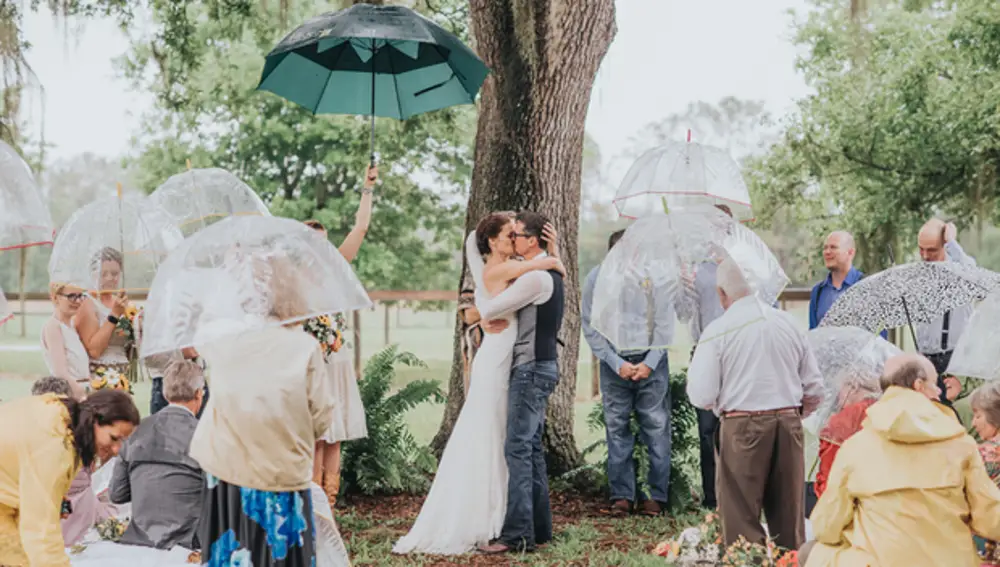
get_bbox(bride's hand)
[482,319,509,334]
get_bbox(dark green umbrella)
[257,3,490,164]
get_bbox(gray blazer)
[110,405,203,550]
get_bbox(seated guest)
[109,360,205,550]
[30,376,118,546]
[802,354,1000,567]
[970,382,1000,560]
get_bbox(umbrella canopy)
[613,138,753,221]
[818,262,1000,340]
[140,215,372,358]
[0,285,11,327]
[149,168,271,238]
[48,193,183,294]
[947,289,1000,380]
[806,326,900,443]
[590,207,787,351]
[257,3,489,160]
[0,140,53,250]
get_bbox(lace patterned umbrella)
[149,167,271,238]
[0,140,53,250]
[806,326,900,444]
[141,215,371,358]
[590,207,787,351]
[947,289,1000,380]
[819,261,1000,350]
[48,192,183,294]
[612,134,753,221]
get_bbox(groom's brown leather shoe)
[609,499,631,516]
[479,542,512,554]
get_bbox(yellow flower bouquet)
[303,314,344,361]
[90,366,132,394]
[95,517,128,542]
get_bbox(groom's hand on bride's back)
[483,319,510,334]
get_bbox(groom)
[478,211,565,554]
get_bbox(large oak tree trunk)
[431,0,616,476]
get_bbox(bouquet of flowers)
[303,314,345,361]
[652,513,798,566]
[95,517,128,542]
[90,366,133,394]
[116,304,148,385]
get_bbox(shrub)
[563,369,700,512]
[339,346,444,496]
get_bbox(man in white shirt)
[687,259,823,550]
[916,218,973,403]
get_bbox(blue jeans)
[600,358,671,504]
[499,360,559,551]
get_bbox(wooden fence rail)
[5,288,815,392]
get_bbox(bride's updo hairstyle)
[475,211,515,256]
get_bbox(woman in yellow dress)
[0,389,140,566]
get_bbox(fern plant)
[339,345,444,496]
[563,369,700,512]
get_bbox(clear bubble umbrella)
[149,167,271,238]
[948,289,1000,380]
[48,191,184,294]
[0,140,54,250]
[140,215,372,358]
[806,326,900,444]
[613,134,753,221]
[590,207,787,351]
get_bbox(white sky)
[21,0,813,186]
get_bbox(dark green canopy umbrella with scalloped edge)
[257,3,489,164]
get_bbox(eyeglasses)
[59,293,85,302]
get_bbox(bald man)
[915,219,976,381]
[808,231,865,329]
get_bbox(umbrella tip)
[116,182,122,199]
[687,129,692,142]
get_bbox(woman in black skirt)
[189,257,336,567]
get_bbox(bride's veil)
[465,230,486,303]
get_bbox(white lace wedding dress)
[393,232,514,555]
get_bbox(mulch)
[337,491,664,566]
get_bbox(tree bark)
[430,0,616,476]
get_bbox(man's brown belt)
[721,406,800,419]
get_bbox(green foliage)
[562,370,700,513]
[122,0,475,291]
[748,0,1000,273]
[339,345,444,496]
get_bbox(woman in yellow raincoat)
[0,389,139,566]
[805,359,1000,567]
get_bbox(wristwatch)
[107,315,120,325]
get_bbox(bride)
[393,212,564,555]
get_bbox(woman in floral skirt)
[191,257,335,566]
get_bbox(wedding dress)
[393,232,514,555]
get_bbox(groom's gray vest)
[512,269,565,368]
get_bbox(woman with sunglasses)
[40,283,89,399]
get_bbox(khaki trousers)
[717,410,805,550]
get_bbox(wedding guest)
[306,164,377,507]
[916,219,975,382]
[583,228,672,516]
[148,347,205,417]
[30,376,118,546]
[687,259,823,550]
[75,247,131,376]
[0,390,139,566]
[192,256,335,565]
[969,381,1000,559]
[802,355,1000,567]
[110,360,205,550]
[808,232,865,329]
[40,283,89,399]
[458,287,484,398]
[688,203,734,510]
